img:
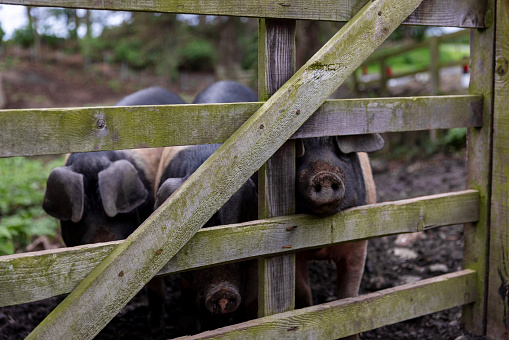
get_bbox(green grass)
[360,43,469,76]
[0,156,64,255]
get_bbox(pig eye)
[295,139,305,158]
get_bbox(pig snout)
[204,282,241,314]
[298,161,346,216]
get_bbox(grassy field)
[361,42,470,75]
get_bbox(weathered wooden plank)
[461,0,495,335]
[0,95,482,157]
[25,1,426,337]
[257,18,297,317]
[178,270,477,339]
[486,0,509,338]
[1,190,479,308]
[0,0,485,28]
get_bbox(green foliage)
[0,24,5,43]
[441,128,467,151]
[177,39,217,71]
[11,26,34,48]
[0,156,63,255]
[40,33,65,48]
[239,31,258,71]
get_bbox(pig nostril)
[332,183,340,191]
[314,184,322,193]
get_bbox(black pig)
[154,144,258,333]
[153,81,259,333]
[42,86,186,331]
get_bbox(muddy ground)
[0,51,484,339]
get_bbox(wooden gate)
[0,0,506,338]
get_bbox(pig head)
[295,134,383,217]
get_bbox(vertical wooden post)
[486,0,509,338]
[257,18,296,317]
[462,0,494,336]
[429,35,440,143]
[430,35,440,95]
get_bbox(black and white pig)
[42,86,186,331]
[189,81,384,331]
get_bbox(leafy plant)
[177,39,217,71]
[10,26,34,48]
[0,156,64,255]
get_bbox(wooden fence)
[354,29,470,96]
[0,0,506,339]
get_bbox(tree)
[26,6,41,60]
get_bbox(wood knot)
[96,119,106,129]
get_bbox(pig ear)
[155,178,185,209]
[295,139,305,158]
[98,160,148,218]
[43,167,84,223]
[335,133,385,154]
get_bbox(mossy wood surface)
[461,0,495,335]
[257,18,297,317]
[1,190,479,308]
[0,95,482,157]
[486,0,509,338]
[1,0,485,28]
[25,0,425,337]
[178,270,477,340]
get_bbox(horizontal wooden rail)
[0,95,482,157]
[1,0,485,28]
[178,269,477,339]
[0,190,479,307]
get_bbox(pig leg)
[295,252,313,308]
[147,277,165,333]
[240,259,258,321]
[333,241,367,299]
[332,241,367,340]
[178,274,201,334]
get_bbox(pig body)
[295,149,377,307]
[153,82,259,334]
[42,87,186,331]
[155,145,257,333]
[192,80,258,104]
[294,136,381,340]
[115,86,186,106]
